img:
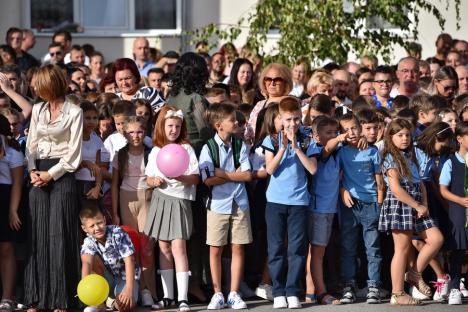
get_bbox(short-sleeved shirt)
[199,134,251,214]
[112,151,148,191]
[103,132,152,165]
[414,147,434,182]
[261,131,312,206]
[0,141,25,184]
[439,152,465,186]
[307,143,340,213]
[75,132,104,181]
[145,143,199,200]
[81,225,140,280]
[382,152,421,185]
[338,145,381,202]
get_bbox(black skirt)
[24,159,81,309]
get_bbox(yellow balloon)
[77,274,110,306]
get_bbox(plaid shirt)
[81,225,140,280]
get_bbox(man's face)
[8,31,23,50]
[22,31,36,50]
[147,72,163,90]
[456,66,468,95]
[446,52,461,68]
[373,73,392,97]
[4,72,19,92]
[396,59,419,91]
[53,34,71,52]
[70,50,85,64]
[333,70,350,100]
[133,38,149,62]
[211,54,225,74]
[49,46,64,64]
[454,41,468,66]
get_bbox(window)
[28,0,180,35]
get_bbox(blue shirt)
[307,143,340,213]
[382,152,421,185]
[81,225,140,280]
[439,152,465,186]
[261,131,312,205]
[137,60,155,77]
[199,133,251,214]
[372,95,394,109]
[338,145,381,202]
[414,147,434,182]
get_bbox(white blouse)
[26,101,83,180]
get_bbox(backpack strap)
[231,136,242,169]
[206,138,220,168]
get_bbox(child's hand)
[415,204,429,218]
[117,287,134,311]
[336,132,348,143]
[357,137,368,150]
[9,211,22,231]
[459,197,468,208]
[147,176,164,188]
[340,189,354,208]
[285,129,297,149]
[280,131,288,150]
[86,186,101,200]
[214,168,226,178]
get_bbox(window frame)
[23,0,183,37]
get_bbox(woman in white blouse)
[24,64,83,312]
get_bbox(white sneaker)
[255,283,274,301]
[140,288,155,307]
[286,296,301,309]
[448,289,462,305]
[460,278,468,297]
[83,305,106,312]
[273,296,287,309]
[409,286,430,300]
[433,275,450,302]
[207,292,225,310]
[227,291,247,309]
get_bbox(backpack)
[203,136,243,210]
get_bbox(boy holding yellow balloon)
[80,205,140,312]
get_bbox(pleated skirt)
[24,159,81,309]
[144,189,193,241]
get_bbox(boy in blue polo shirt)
[337,112,384,304]
[262,97,317,309]
[199,103,253,310]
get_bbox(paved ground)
[136,297,468,311]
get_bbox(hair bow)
[165,110,184,120]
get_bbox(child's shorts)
[206,203,253,246]
[308,212,334,247]
[104,270,140,301]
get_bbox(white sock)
[176,271,190,302]
[160,269,175,299]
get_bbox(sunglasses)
[264,77,284,84]
[374,80,393,84]
[50,51,62,56]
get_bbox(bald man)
[133,37,155,77]
[332,69,352,106]
[456,65,468,95]
[390,57,420,98]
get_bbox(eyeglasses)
[436,126,452,135]
[374,80,393,84]
[49,51,62,56]
[264,77,284,84]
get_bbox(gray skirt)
[144,188,193,241]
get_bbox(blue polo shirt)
[261,131,312,206]
[414,147,434,182]
[307,143,340,213]
[382,152,421,185]
[338,145,381,203]
[372,95,394,109]
[199,134,251,214]
[137,60,155,77]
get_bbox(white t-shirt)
[145,144,199,200]
[112,152,148,191]
[0,140,25,184]
[75,132,104,181]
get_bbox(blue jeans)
[266,202,308,297]
[339,198,382,288]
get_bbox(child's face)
[114,114,127,134]
[361,122,379,143]
[81,213,107,241]
[457,134,468,152]
[280,110,301,133]
[216,113,238,135]
[309,109,324,122]
[234,122,246,140]
[83,110,98,134]
[340,119,361,145]
[392,128,411,150]
[6,115,20,137]
[441,112,458,133]
[164,117,182,143]
[136,105,151,122]
[419,109,437,125]
[316,124,338,146]
[274,114,283,132]
[125,122,145,147]
[99,118,113,137]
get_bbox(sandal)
[390,291,422,305]
[405,269,432,298]
[0,299,15,312]
[317,293,341,305]
[178,300,190,312]
[304,294,317,303]
[150,298,174,310]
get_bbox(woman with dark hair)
[166,51,212,303]
[24,64,83,312]
[428,66,459,101]
[112,58,165,112]
[226,58,255,104]
[0,45,16,66]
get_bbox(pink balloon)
[156,144,190,178]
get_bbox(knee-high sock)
[160,269,175,299]
[176,271,190,302]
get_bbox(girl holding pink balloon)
[144,106,200,312]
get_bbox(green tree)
[188,0,461,65]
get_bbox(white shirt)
[104,132,153,164]
[75,132,104,181]
[145,144,199,200]
[42,52,90,66]
[0,138,25,184]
